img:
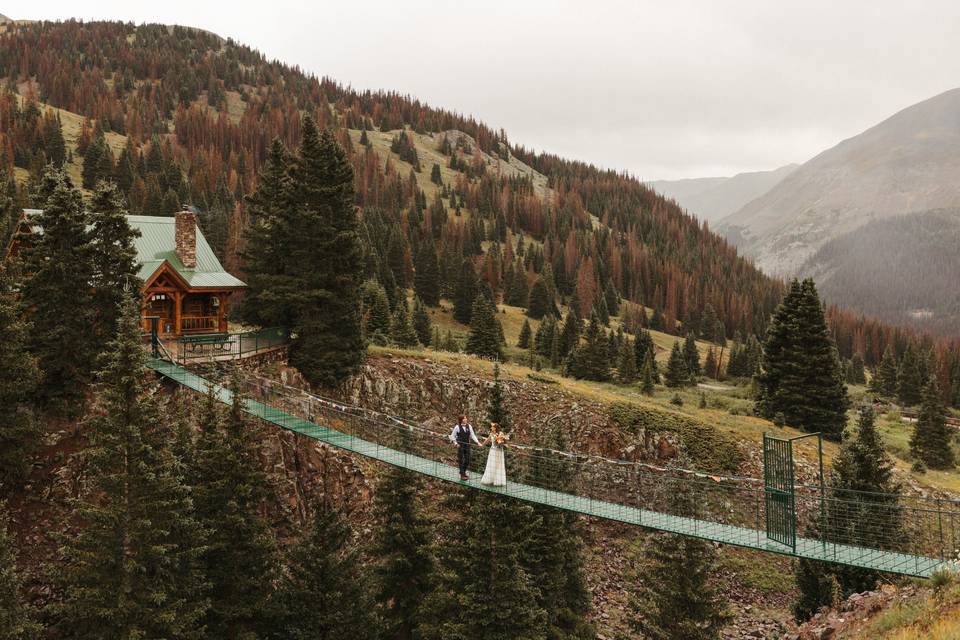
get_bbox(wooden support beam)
[140,295,150,332]
[217,293,226,333]
[173,291,183,335]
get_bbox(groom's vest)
[455,424,472,445]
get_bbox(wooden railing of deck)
[181,315,218,332]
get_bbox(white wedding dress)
[481,439,507,486]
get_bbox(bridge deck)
[148,359,945,578]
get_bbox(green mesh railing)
[147,358,959,579]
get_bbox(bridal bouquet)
[494,432,510,445]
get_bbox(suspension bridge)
[147,356,960,579]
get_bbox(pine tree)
[847,353,866,385]
[52,296,207,639]
[593,290,610,326]
[704,347,718,380]
[534,314,557,357]
[683,332,700,378]
[115,144,135,193]
[874,346,899,397]
[0,266,40,486]
[363,280,393,340]
[391,298,419,347]
[725,342,744,378]
[825,405,901,594]
[81,132,107,189]
[417,490,545,640]
[699,304,719,341]
[794,405,902,619]
[0,504,40,640]
[373,460,434,640]
[276,504,380,639]
[634,328,658,378]
[466,294,502,360]
[910,377,955,469]
[487,362,512,431]
[430,163,442,185]
[89,181,141,342]
[744,335,762,377]
[650,305,666,331]
[604,278,620,317]
[283,117,365,387]
[549,327,561,369]
[0,170,16,243]
[240,138,294,328]
[618,338,637,383]
[757,279,849,441]
[40,110,67,168]
[506,264,529,307]
[412,296,432,346]
[521,425,593,638]
[559,309,581,357]
[792,554,834,622]
[518,318,532,349]
[414,240,440,307]
[194,376,278,638]
[453,259,478,325]
[527,277,556,320]
[566,313,611,382]
[664,341,689,388]
[21,169,98,417]
[641,354,656,395]
[898,346,924,406]
[629,456,730,639]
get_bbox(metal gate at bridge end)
[763,432,824,552]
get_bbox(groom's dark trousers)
[457,442,471,476]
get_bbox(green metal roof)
[21,210,245,289]
[126,215,246,288]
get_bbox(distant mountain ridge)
[649,164,797,224]
[714,87,960,333]
[719,88,960,274]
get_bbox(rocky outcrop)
[789,584,922,640]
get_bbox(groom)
[449,414,480,481]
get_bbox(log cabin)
[8,209,246,336]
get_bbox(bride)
[480,422,508,487]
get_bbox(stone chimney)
[174,210,197,268]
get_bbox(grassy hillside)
[11,93,128,191]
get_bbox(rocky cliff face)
[271,352,687,464]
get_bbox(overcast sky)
[5,1,960,179]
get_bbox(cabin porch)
[142,289,232,336]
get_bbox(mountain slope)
[649,163,797,224]
[802,208,960,333]
[0,19,783,341]
[720,88,960,276]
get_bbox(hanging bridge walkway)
[147,357,960,579]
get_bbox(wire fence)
[151,359,960,578]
